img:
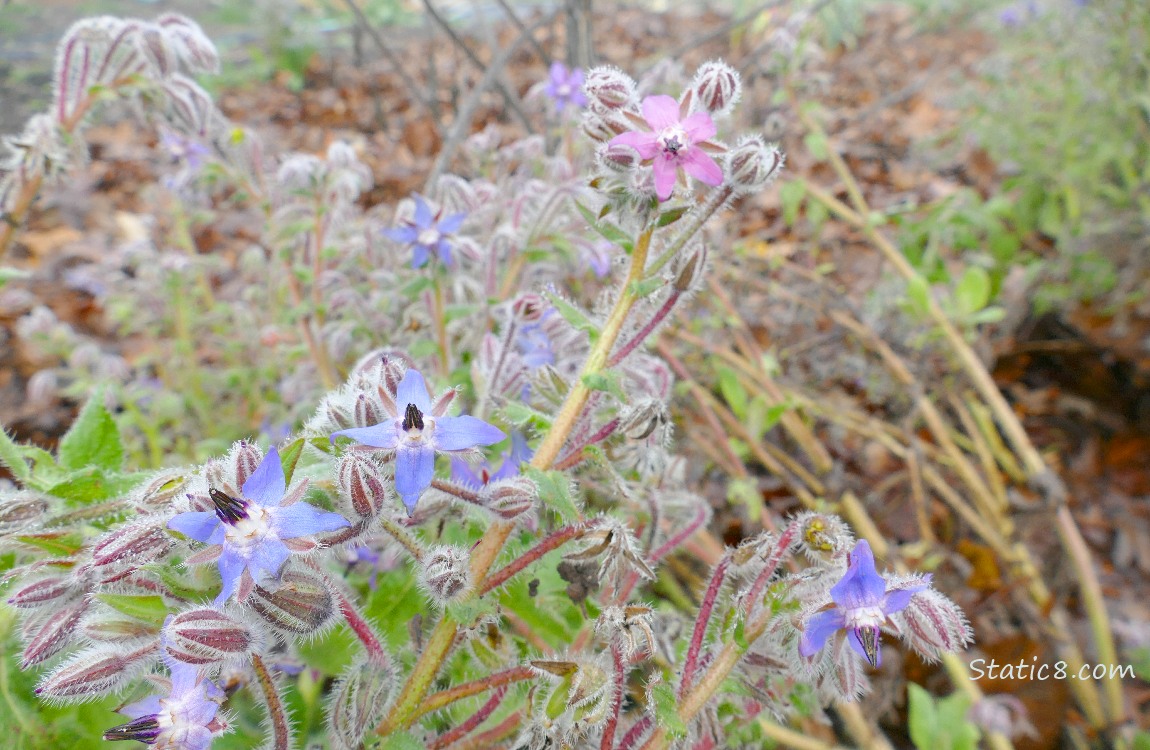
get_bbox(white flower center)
[658,125,689,158]
[418,228,441,246]
[557,84,572,97]
[223,507,272,551]
[844,604,885,630]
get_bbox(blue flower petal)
[831,539,886,610]
[383,226,419,244]
[331,423,400,449]
[242,448,286,507]
[412,195,434,228]
[411,243,430,268]
[437,212,466,234]
[120,695,163,719]
[272,503,350,538]
[881,585,924,616]
[397,369,433,413]
[214,547,245,605]
[168,511,221,543]
[799,608,845,657]
[435,239,454,266]
[247,538,290,584]
[434,415,506,451]
[451,456,483,486]
[395,445,436,512]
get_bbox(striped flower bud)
[22,601,88,668]
[91,519,173,577]
[35,643,156,702]
[583,66,636,110]
[337,453,390,520]
[726,136,784,195]
[691,60,742,117]
[0,494,49,534]
[327,657,395,750]
[419,545,472,603]
[478,476,537,521]
[7,576,74,609]
[249,570,335,636]
[598,142,640,173]
[166,609,255,666]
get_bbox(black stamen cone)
[402,402,425,432]
[857,626,881,669]
[104,715,162,743]
[210,488,249,524]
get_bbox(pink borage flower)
[609,94,724,202]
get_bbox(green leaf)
[581,370,626,401]
[58,392,123,472]
[381,732,425,750]
[15,531,85,557]
[906,275,931,317]
[0,427,31,483]
[524,467,581,522]
[650,682,688,738]
[717,367,748,420]
[46,468,143,504]
[655,206,690,228]
[780,181,805,226]
[95,594,168,626]
[907,683,937,750]
[279,438,305,484]
[574,201,633,251]
[803,131,829,161]
[544,291,598,339]
[954,266,991,316]
[500,402,553,430]
[628,275,666,299]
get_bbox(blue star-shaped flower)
[544,61,587,113]
[798,539,927,668]
[104,637,226,749]
[331,368,505,515]
[383,195,466,268]
[168,447,350,605]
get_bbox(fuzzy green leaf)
[95,594,168,626]
[58,392,123,473]
[0,427,31,483]
[279,438,305,485]
[650,682,688,738]
[524,467,581,522]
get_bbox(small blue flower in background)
[544,61,587,113]
[161,132,210,171]
[452,431,534,486]
[516,318,556,370]
[383,194,466,268]
[331,368,505,515]
[798,539,926,668]
[168,447,350,605]
[104,640,227,749]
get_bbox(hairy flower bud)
[419,545,472,603]
[249,570,335,635]
[353,393,384,430]
[892,585,973,662]
[232,440,262,490]
[726,136,784,194]
[671,243,708,294]
[581,108,631,143]
[7,576,74,609]
[90,519,174,580]
[22,601,88,667]
[337,452,390,520]
[619,399,669,441]
[598,142,640,173]
[156,13,220,74]
[0,493,49,534]
[512,293,548,323]
[166,608,255,666]
[477,476,537,520]
[691,60,742,116]
[83,615,158,643]
[130,470,189,508]
[584,66,636,110]
[35,643,155,702]
[327,657,395,750]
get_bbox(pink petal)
[641,95,680,131]
[681,111,717,143]
[652,156,677,201]
[681,151,724,187]
[609,131,659,160]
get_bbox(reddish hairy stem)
[336,588,388,666]
[480,524,585,595]
[600,642,628,750]
[429,685,509,750]
[454,711,523,750]
[678,553,732,700]
[416,665,534,720]
[251,654,291,750]
[607,289,681,368]
[616,715,654,750]
[430,478,480,504]
[741,520,802,619]
[553,418,621,470]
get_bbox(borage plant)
[0,15,972,750]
